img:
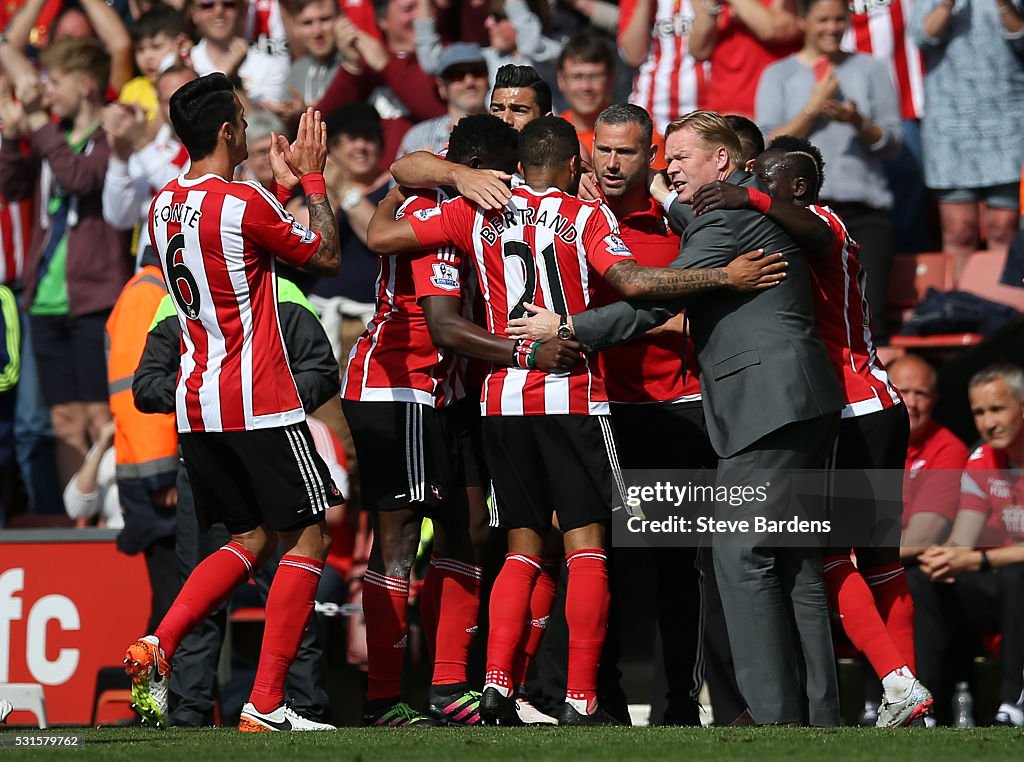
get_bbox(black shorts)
[441,391,487,489]
[342,399,453,512]
[482,414,623,532]
[825,403,910,560]
[30,311,110,405]
[179,421,344,535]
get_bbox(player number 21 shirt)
[149,173,321,433]
[406,186,635,417]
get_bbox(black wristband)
[979,551,992,572]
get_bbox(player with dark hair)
[122,73,342,732]
[343,113,576,727]
[388,63,552,213]
[691,134,933,727]
[367,115,781,725]
[490,63,553,128]
[724,115,765,170]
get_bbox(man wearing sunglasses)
[396,43,490,158]
[189,0,289,106]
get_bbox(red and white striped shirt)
[149,174,321,433]
[407,186,635,417]
[621,0,709,134]
[341,190,463,408]
[245,0,288,55]
[808,204,902,418]
[0,193,31,288]
[843,0,924,121]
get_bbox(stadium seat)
[229,607,266,624]
[957,250,1024,311]
[92,689,136,727]
[889,333,983,349]
[0,683,47,728]
[885,252,954,326]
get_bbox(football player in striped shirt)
[340,114,522,728]
[690,135,933,728]
[123,74,343,732]
[368,115,784,725]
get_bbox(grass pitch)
[2,726,1024,762]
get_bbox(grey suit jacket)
[574,170,842,457]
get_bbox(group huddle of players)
[122,63,932,731]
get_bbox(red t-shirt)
[959,444,1024,548]
[407,186,635,416]
[590,196,700,404]
[902,421,969,528]
[702,2,800,118]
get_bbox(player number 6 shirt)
[149,174,322,433]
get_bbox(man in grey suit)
[513,111,843,726]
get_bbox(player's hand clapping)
[724,249,788,291]
[291,108,328,176]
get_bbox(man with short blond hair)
[565,109,844,725]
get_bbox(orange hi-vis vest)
[105,265,178,483]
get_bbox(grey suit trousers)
[712,413,840,727]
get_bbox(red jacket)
[0,122,131,316]
[317,52,446,166]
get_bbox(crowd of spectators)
[0,0,1022,727]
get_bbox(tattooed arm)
[302,189,341,276]
[602,250,788,300]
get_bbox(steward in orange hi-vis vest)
[105,264,178,555]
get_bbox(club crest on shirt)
[413,207,442,222]
[604,234,631,256]
[988,477,1012,499]
[290,221,315,244]
[430,262,460,291]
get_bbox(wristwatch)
[557,314,574,341]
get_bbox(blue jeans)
[13,294,61,515]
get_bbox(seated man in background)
[909,364,1024,726]
[889,354,969,559]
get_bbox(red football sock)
[485,553,542,697]
[565,549,609,711]
[155,541,255,660]
[432,558,482,686]
[823,555,905,679]
[362,570,410,701]
[420,556,442,660]
[865,563,917,672]
[511,563,557,687]
[248,555,324,713]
